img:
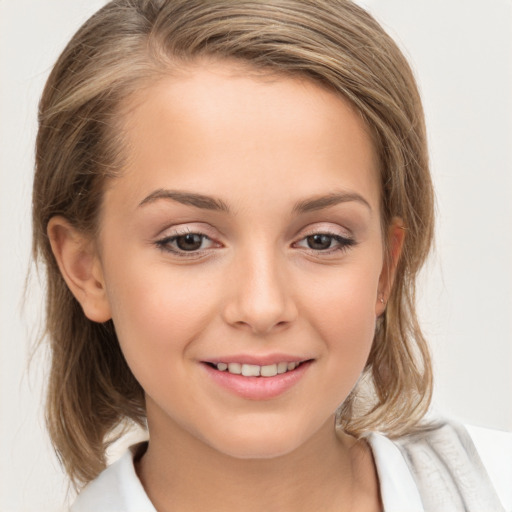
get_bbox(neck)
[136,409,380,512]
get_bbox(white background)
[1,1,510,510]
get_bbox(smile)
[203,359,313,400]
[212,361,302,377]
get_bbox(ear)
[47,216,112,323]
[376,217,406,316]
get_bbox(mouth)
[205,360,310,377]
[201,357,313,400]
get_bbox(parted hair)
[33,0,434,487]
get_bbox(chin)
[212,439,299,461]
[201,419,317,460]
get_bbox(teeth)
[260,364,278,377]
[227,362,242,374]
[242,364,260,377]
[215,361,302,377]
[277,362,288,374]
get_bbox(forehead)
[108,61,381,213]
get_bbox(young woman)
[32,1,511,510]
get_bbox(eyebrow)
[292,192,372,214]
[138,189,230,212]
[138,188,371,215]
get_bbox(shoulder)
[395,418,512,512]
[70,443,156,512]
[367,418,512,512]
[466,423,512,511]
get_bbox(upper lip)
[203,354,312,366]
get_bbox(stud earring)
[378,293,385,305]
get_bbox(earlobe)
[376,217,406,316]
[47,216,112,323]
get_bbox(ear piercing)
[378,293,386,305]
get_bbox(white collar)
[71,443,156,512]
[366,433,424,512]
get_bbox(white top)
[71,424,512,512]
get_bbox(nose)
[222,246,298,335]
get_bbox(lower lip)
[202,361,312,400]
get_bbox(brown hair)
[33,0,434,487]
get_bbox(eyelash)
[293,232,356,255]
[155,230,356,258]
[155,230,218,259]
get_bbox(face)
[92,62,391,458]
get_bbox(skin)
[49,61,404,512]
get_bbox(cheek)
[302,260,380,365]
[103,256,219,364]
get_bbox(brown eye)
[175,233,204,251]
[306,234,334,250]
[156,230,219,256]
[294,231,356,254]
